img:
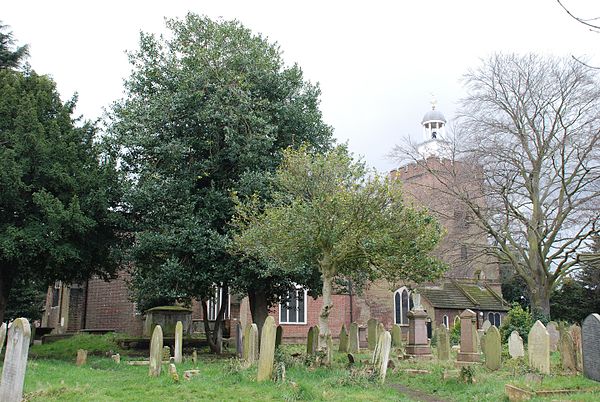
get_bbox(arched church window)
[394,287,411,325]
[443,315,449,329]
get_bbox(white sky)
[3,0,599,172]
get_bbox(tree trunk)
[529,283,551,319]
[248,289,269,340]
[201,288,228,355]
[318,272,333,350]
[0,269,13,324]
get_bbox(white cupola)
[416,99,450,159]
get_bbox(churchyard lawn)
[4,335,600,401]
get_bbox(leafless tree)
[392,54,600,317]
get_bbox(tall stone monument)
[174,320,183,364]
[405,294,432,358]
[456,309,481,365]
[149,325,163,377]
[348,322,359,354]
[528,320,550,375]
[582,313,600,382]
[0,318,31,402]
[367,318,378,351]
[257,316,276,382]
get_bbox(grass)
[3,337,599,401]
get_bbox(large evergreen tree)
[108,14,332,352]
[0,27,123,323]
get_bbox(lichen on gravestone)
[338,324,348,352]
[391,324,402,349]
[257,316,277,382]
[558,328,577,372]
[528,320,550,375]
[76,349,88,366]
[348,322,359,354]
[482,326,501,370]
[149,325,164,377]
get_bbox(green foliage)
[0,22,29,69]
[499,303,533,344]
[0,59,122,321]
[450,320,461,346]
[108,13,332,312]
[459,366,475,384]
[29,334,122,360]
[5,278,47,321]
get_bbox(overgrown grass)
[28,333,123,360]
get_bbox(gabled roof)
[418,280,509,312]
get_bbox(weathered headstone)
[508,331,525,358]
[0,322,6,355]
[339,324,348,352]
[482,326,501,370]
[477,329,485,352]
[376,322,385,346]
[112,353,121,364]
[162,345,171,361]
[0,318,31,402]
[558,327,577,372]
[348,322,359,354]
[547,321,559,352]
[257,316,276,381]
[307,326,315,355]
[406,307,432,358]
[528,320,550,375]
[582,313,600,382]
[436,325,450,361]
[326,334,333,365]
[275,325,283,349]
[391,324,402,348]
[149,325,164,377]
[482,320,491,332]
[374,331,392,383]
[191,349,197,364]
[243,323,259,363]
[367,318,378,350]
[570,324,583,371]
[168,363,179,381]
[456,309,481,364]
[236,321,243,357]
[76,349,88,366]
[174,320,183,364]
[243,324,252,360]
[312,325,320,353]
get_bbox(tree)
[394,54,600,317]
[107,14,332,352]
[0,55,123,323]
[0,23,28,69]
[233,146,445,359]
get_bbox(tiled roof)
[418,280,509,311]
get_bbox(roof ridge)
[483,283,509,307]
[450,279,479,306]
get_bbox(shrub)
[450,321,461,346]
[500,303,533,344]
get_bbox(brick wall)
[85,271,144,336]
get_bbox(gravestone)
[243,323,259,363]
[242,324,252,361]
[392,324,402,348]
[482,320,492,332]
[339,324,348,352]
[168,363,178,381]
[236,321,243,357]
[367,318,378,350]
[482,326,501,370]
[376,322,385,347]
[312,325,320,353]
[76,349,88,366]
[348,322,359,354]
[174,320,183,364]
[275,325,283,349]
[0,322,6,355]
[582,313,600,382]
[558,328,577,372]
[0,318,31,402]
[326,334,333,365]
[162,346,171,361]
[374,331,392,383]
[149,325,163,377]
[570,324,583,371]
[191,349,197,364]
[112,353,121,364]
[547,321,559,352]
[306,326,316,355]
[405,307,432,358]
[508,330,525,358]
[436,325,450,361]
[456,309,481,364]
[257,316,276,381]
[477,329,485,352]
[528,320,550,374]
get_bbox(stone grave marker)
[482,320,491,332]
[457,309,481,364]
[149,325,164,377]
[275,325,283,349]
[112,353,121,364]
[0,322,6,355]
[508,330,524,358]
[192,349,197,364]
[162,345,171,361]
[558,327,577,372]
[243,323,259,363]
[376,322,385,346]
[168,363,179,381]
[0,318,31,402]
[242,324,252,361]
[236,321,243,357]
[570,324,583,371]
[482,326,501,370]
[582,313,600,382]
[349,322,359,354]
[76,349,88,366]
[306,326,315,355]
[257,316,276,381]
[174,320,183,364]
[326,334,333,365]
[338,324,348,352]
[313,325,320,353]
[374,331,392,383]
[436,325,450,361]
[406,307,431,358]
[367,318,378,350]
[547,321,559,352]
[391,324,402,348]
[528,320,550,374]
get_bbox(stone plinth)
[405,309,432,358]
[456,309,481,365]
[143,306,192,337]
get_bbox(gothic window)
[443,315,449,329]
[487,312,501,327]
[208,286,230,321]
[394,287,411,325]
[280,286,307,324]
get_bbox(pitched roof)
[418,280,509,311]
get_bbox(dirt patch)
[389,383,449,402]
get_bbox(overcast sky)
[3,0,599,172]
